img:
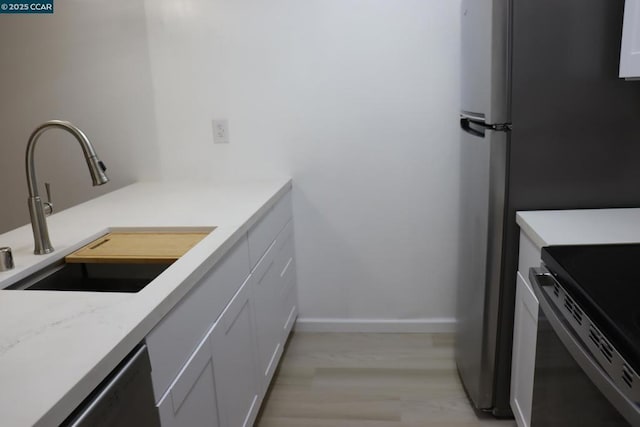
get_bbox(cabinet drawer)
[248,191,292,268]
[147,237,250,401]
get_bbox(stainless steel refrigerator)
[455,0,640,416]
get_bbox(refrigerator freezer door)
[455,119,508,410]
[460,0,510,125]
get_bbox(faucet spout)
[25,120,110,254]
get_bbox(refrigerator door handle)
[460,117,486,138]
[460,111,486,122]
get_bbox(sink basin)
[5,228,213,292]
[6,261,171,293]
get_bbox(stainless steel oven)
[529,247,640,427]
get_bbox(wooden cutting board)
[65,232,210,264]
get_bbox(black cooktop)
[542,244,640,372]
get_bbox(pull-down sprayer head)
[87,156,109,186]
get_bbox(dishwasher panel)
[61,344,160,427]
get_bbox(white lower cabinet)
[279,226,298,340]
[252,219,296,392]
[510,271,539,427]
[210,276,260,427]
[146,237,251,401]
[148,189,298,427]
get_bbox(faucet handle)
[0,247,14,271]
[43,182,53,216]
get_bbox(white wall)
[0,1,462,326]
[0,0,160,234]
[145,0,462,326]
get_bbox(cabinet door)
[253,218,298,392]
[277,223,297,341]
[147,237,250,401]
[157,328,220,427]
[620,0,640,78]
[210,277,260,427]
[510,272,539,427]
[251,237,283,393]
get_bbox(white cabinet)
[620,0,640,78]
[157,275,262,427]
[252,219,296,392]
[252,236,284,392]
[147,238,250,400]
[279,224,298,340]
[510,272,539,427]
[157,327,220,427]
[210,276,260,427]
[157,274,262,427]
[510,231,542,427]
[147,188,298,427]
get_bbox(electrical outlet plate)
[212,119,229,144]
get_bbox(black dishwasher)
[61,343,160,427]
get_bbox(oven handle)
[529,267,640,426]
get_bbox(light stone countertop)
[517,207,640,249]
[0,178,292,427]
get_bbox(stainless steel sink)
[6,261,171,292]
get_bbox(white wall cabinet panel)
[620,0,640,78]
[157,328,220,427]
[210,277,260,427]
[147,237,250,401]
[510,272,539,427]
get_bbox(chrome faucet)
[26,120,109,254]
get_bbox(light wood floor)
[255,332,517,427]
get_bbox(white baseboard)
[294,317,456,333]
